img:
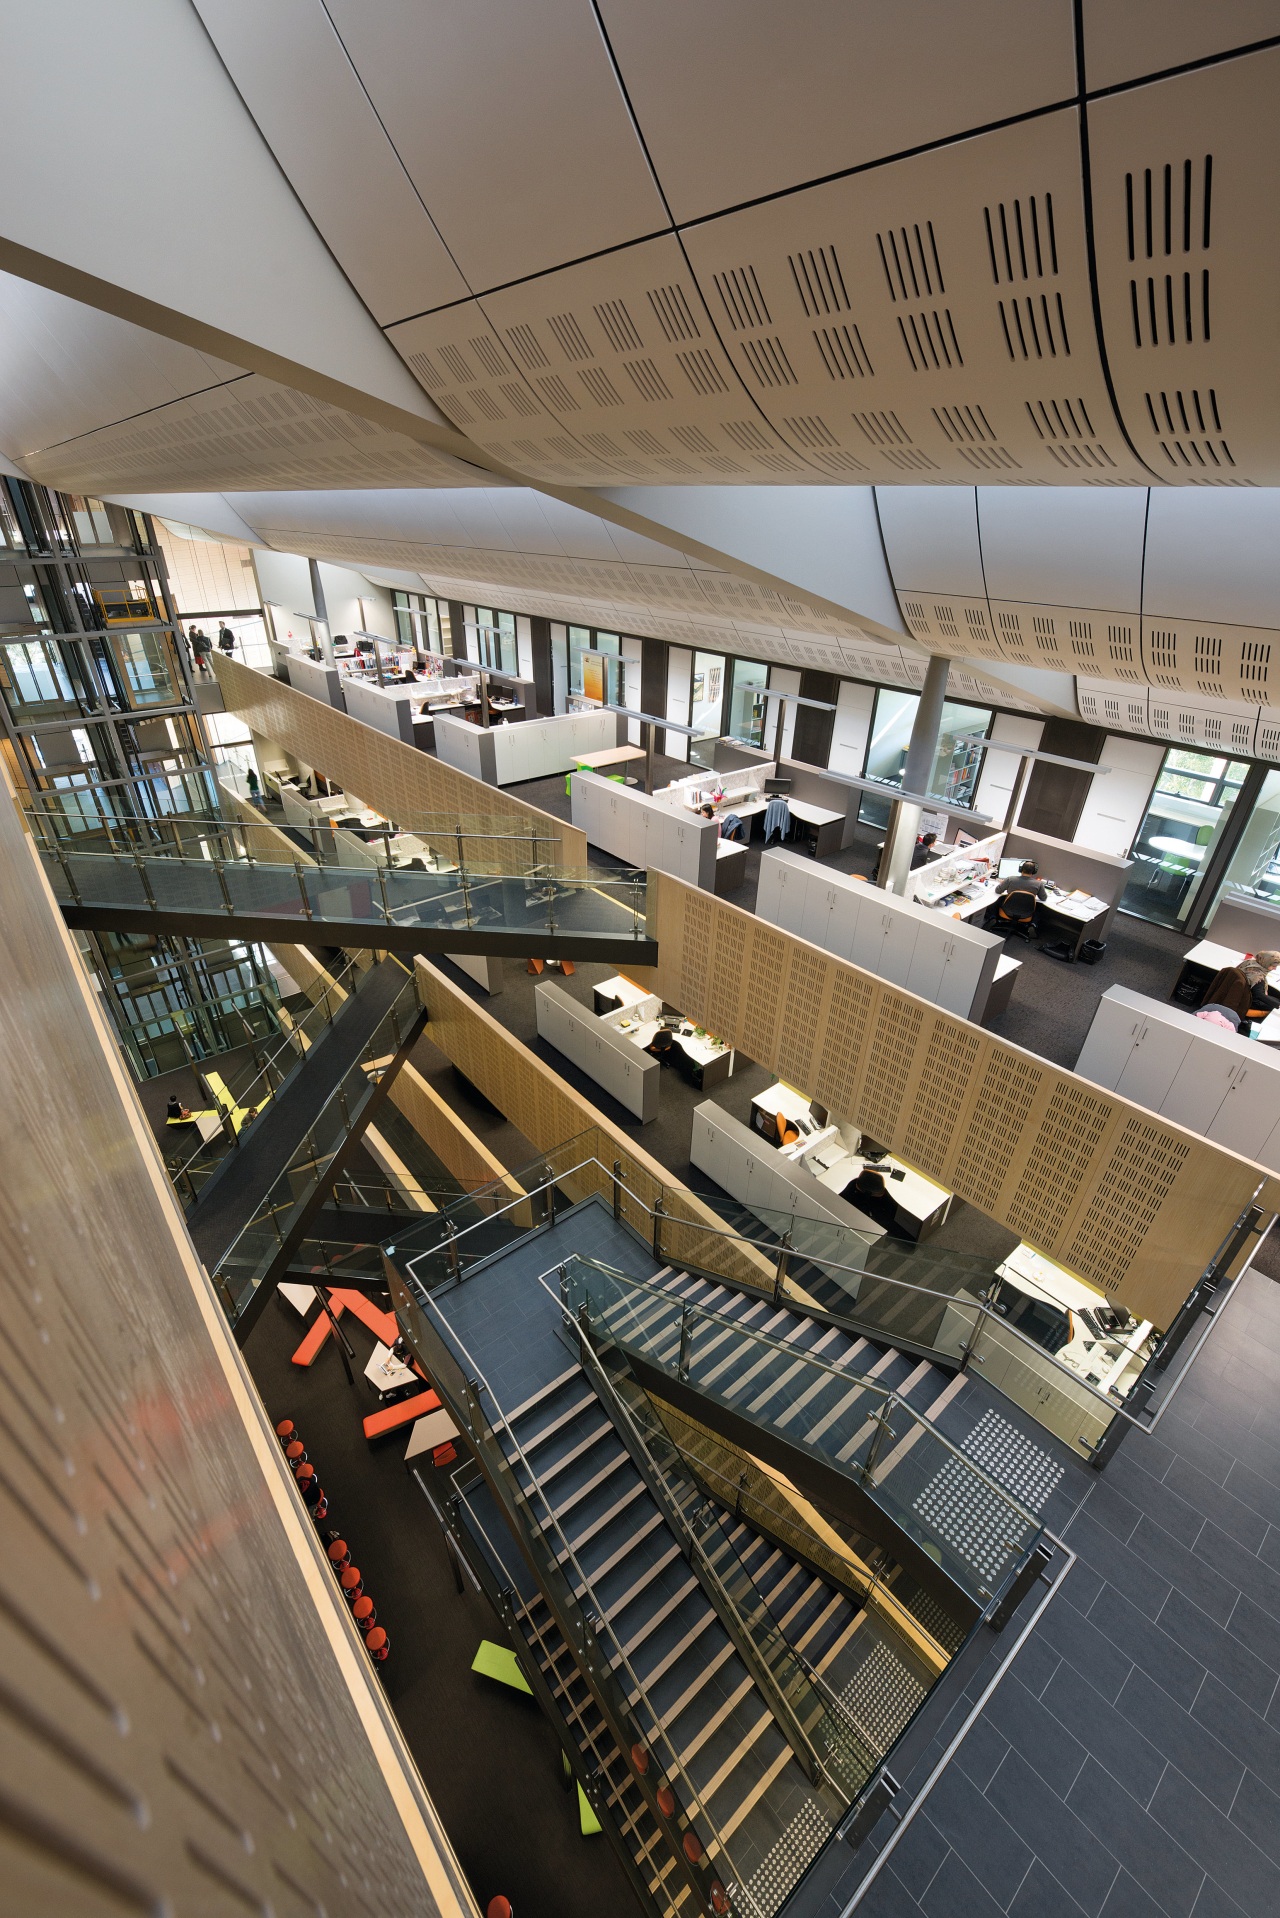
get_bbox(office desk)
[995,1244,1154,1398]
[618,1013,735,1087]
[749,1082,951,1238]
[714,837,747,894]
[365,1341,416,1393]
[166,1109,222,1144]
[787,799,845,859]
[593,972,653,1017]
[573,744,647,784]
[942,881,1110,957]
[1173,937,1280,1016]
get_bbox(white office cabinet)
[1074,737,1163,859]
[534,982,659,1123]
[755,856,785,923]
[877,909,921,989]
[799,882,839,951]
[1075,986,1280,1175]
[826,885,863,961]
[906,930,951,1005]
[690,1101,875,1237]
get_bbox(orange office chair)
[776,1112,801,1147]
[987,889,1039,942]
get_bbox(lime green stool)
[560,1754,601,1835]
[471,1639,532,1695]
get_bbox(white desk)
[1174,938,1280,1025]
[617,1012,735,1086]
[365,1341,416,1392]
[750,1082,951,1238]
[404,1409,461,1462]
[1148,836,1206,862]
[278,1282,320,1317]
[593,973,653,1015]
[995,1244,1154,1398]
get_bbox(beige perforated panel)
[0,775,475,1917]
[649,873,1276,1326]
[21,375,484,495]
[212,653,586,870]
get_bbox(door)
[1160,1039,1242,1133]
[905,925,950,1003]
[1112,1020,1194,1111]
[876,908,920,988]
[1205,1059,1280,1160]
[800,882,838,951]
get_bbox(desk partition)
[1004,827,1132,929]
[341,676,415,745]
[282,651,345,709]
[572,770,718,888]
[433,709,620,786]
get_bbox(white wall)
[1075,736,1163,857]
[971,715,1045,827]
[516,614,534,682]
[827,680,876,778]
[253,549,315,626]
[769,667,802,759]
[665,646,692,761]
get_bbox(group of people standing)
[186,622,237,675]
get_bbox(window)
[391,590,441,653]
[1119,746,1251,928]
[472,607,516,672]
[1217,769,1280,910]
[691,652,726,738]
[859,689,991,825]
[727,659,768,747]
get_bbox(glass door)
[1118,749,1250,927]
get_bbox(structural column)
[878,655,949,893]
[307,558,334,665]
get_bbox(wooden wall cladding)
[650,874,1280,1328]
[0,774,474,1916]
[415,959,775,1293]
[213,654,588,871]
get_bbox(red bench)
[362,1388,441,1441]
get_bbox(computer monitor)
[764,776,792,795]
[999,857,1023,878]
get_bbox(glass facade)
[1216,769,1280,910]
[859,689,991,825]
[1119,748,1250,927]
[691,651,726,739]
[727,658,769,746]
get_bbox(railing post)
[652,1197,664,1263]
[677,1303,691,1383]
[294,863,313,917]
[445,1220,460,1282]
[862,1397,897,1485]
[60,848,81,905]
[213,859,234,913]
[612,1159,623,1221]
[375,859,390,926]
[132,849,157,907]
[773,1231,792,1304]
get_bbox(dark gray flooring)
[827,1263,1280,1918]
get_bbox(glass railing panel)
[563,1257,1041,1614]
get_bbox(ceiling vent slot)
[669,424,718,455]
[876,223,945,301]
[593,299,643,353]
[1069,620,1095,658]
[721,419,773,451]
[535,374,579,411]
[1025,397,1095,440]
[622,358,673,403]
[1145,386,1231,468]
[1126,156,1212,261]
[1147,628,1178,675]
[1231,719,1256,746]
[647,284,700,343]
[675,348,729,396]
[435,391,472,424]
[898,310,962,370]
[1202,715,1224,744]
[933,603,961,638]
[1103,696,1123,724]
[740,336,799,387]
[466,388,505,421]
[998,295,1070,359]
[498,382,539,418]
[407,349,442,386]
[503,324,548,370]
[625,429,666,455]
[881,447,941,471]
[437,344,474,383]
[983,195,1058,283]
[469,335,508,377]
[851,410,912,447]
[1192,633,1222,679]
[802,449,872,474]
[957,445,1021,470]
[901,598,930,633]
[1033,615,1058,653]
[578,431,625,458]
[932,403,998,443]
[713,266,771,330]
[578,367,623,407]
[788,245,852,317]
[813,323,874,379]
[547,313,593,361]
[1241,639,1272,689]
[780,414,839,448]
[1257,723,1280,762]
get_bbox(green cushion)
[471,1640,532,1694]
[577,1783,601,1836]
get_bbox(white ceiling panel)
[323,0,666,290]
[192,0,470,325]
[1089,50,1280,486]
[1081,0,1280,90]
[1143,489,1280,625]
[0,0,441,418]
[21,378,486,495]
[0,272,245,457]
[975,485,1148,606]
[476,236,823,483]
[599,0,1074,224]
[680,110,1151,486]
[875,486,986,593]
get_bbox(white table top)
[1183,937,1246,970]
[626,1015,732,1068]
[940,880,1109,925]
[278,1282,319,1317]
[365,1340,416,1391]
[1148,836,1206,861]
[788,799,844,827]
[716,836,747,860]
[996,1243,1154,1396]
[404,1408,461,1461]
[752,1082,949,1224]
[598,972,655,1010]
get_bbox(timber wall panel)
[415,959,776,1294]
[213,653,587,871]
[649,873,1280,1328]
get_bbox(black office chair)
[672,1043,704,1091]
[985,889,1039,942]
[645,1029,677,1065]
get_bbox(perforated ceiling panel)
[1090,50,1280,486]
[680,112,1152,487]
[19,377,486,494]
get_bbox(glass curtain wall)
[691,651,727,741]
[1119,749,1251,927]
[472,607,517,672]
[568,625,628,705]
[391,591,442,655]
[1214,769,1280,913]
[859,689,991,825]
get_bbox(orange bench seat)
[362,1389,441,1441]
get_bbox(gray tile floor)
[823,1264,1280,1918]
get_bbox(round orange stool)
[339,1566,362,1601]
[364,1626,390,1663]
[352,1595,377,1629]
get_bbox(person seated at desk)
[910,831,940,869]
[984,859,1049,934]
[839,1166,913,1239]
[166,1095,192,1122]
[1203,951,1280,1027]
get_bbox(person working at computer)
[995,859,1050,902]
[839,1165,912,1238]
[1203,951,1280,1026]
[910,831,940,870]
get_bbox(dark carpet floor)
[244,1296,634,1918]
